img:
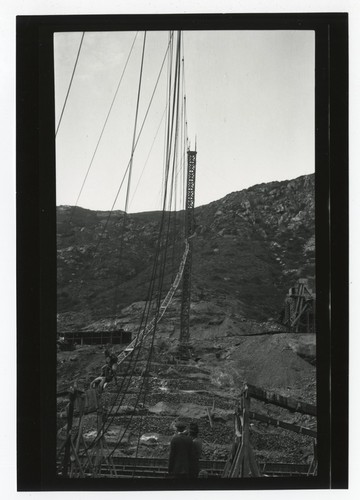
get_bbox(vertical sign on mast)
[179,146,197,358]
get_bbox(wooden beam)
[229,393,261,478]
[206,407,213,428]
[248,410,317,438]
[230,442,244,477]
[244,384,317,416]
[241,395,251,477]
[248,444,261,477]
[62,390,76,477]
[291,302,310,327]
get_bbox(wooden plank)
[62,390,76,477]
[69,438,85,478]
[244,384,317,416]
[291,302,310,328]
[242,395,252,477]
[230,442,244,477]
[248,444,261,477]
[221,457,233,478]
[248,410,317,438]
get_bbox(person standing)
[189,422,202,478]
[168,421,195,478]
[104,349,118,387]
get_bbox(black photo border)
[16,12,348,491]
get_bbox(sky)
[54,30,315,214]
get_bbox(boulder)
[140,433,160,446]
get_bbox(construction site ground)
[57,330,316,469]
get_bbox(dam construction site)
[55,30,317,481]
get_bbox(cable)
[80,31,182,462]
[55,32,85,137]
[69,32,138,221]
[69,32,175,307]
[64,33,154,466]
[97,30,174,219]
[92,211,185,461]
[124,31,147,214]
[62,31,189,476]
[103,30,185,460]
[109,31,147,321]
[128,105,167,210]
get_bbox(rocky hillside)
[57,173,315,332]
[57,173,316,467]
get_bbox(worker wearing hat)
[168,420,196,478]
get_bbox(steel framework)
[179,149,197,357]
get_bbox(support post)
[93,408,104,477]
[61,388,76,477]
[226,392,260,478]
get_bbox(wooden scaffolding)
[222,383,317,478]
[57,385,117,478]
[282,278,315,332]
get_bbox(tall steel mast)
[179,146,197,358]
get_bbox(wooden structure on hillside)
[222,383,317,478]
[282,278,315,333]
[59,328,132,346]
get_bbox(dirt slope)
[57,324,316,464]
